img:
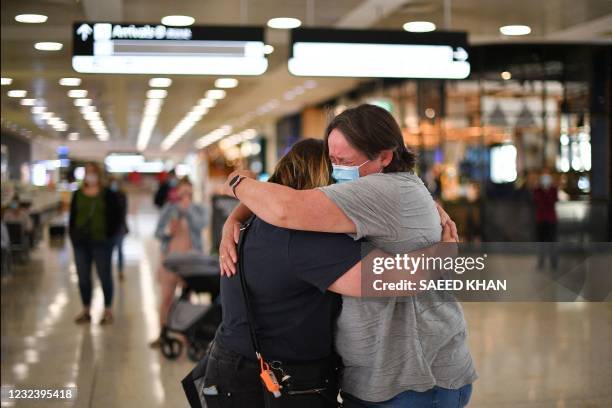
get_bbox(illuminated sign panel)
[288,28,470,79]
[72,23,268,75]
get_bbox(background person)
[150,177,208,347]
[109,177,129,281]
[533,168,559,270]
[154,169,178,209]
[69,162,123,325]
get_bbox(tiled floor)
[1,193,611,407]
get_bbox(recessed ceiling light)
[1,77,13,86]
[267,17,301,29]
[161,15,195,26]
[68,132,79,141]
[206,89,226,100]
[15,14,48,24]
[403,21,436,32]
[146,89,168,99]
[148,78,172,88]
[80,106,97,114]
[84,112,101,120]
[74,98,91,106]
[68,89,87,98]
[34,42,63,51]
[20,99,37,106]
[499,25,531,36]
[7,90,27,98]
[215,78,238,88]
[59,77,81,86]
[191,105,209,115]
[198,98,217,108]
[501,71,512,80]
[263,44,274,54]
[304,80,317,89]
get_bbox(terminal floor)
[1,193,611,408]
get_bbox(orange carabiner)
[259,358,281,398]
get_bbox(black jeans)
[73,240,114,307]
[535,221,558,269]
[203,342,339,408]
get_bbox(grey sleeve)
[319,176,399,241]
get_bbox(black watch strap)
[231,176,246,198]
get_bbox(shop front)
[288,43,611,242]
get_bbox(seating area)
[1,187,62,276]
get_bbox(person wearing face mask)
[69,162,123,325]
[109,177,129,281]
[150,177,208,348]
[533,169,558,270]
[219,104,475,408]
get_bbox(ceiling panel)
[1,0,610,159]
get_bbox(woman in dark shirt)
[69,162,122,325]
[204,139,363,407]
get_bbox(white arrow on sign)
[76,24,93,41]
[453,47,468,61]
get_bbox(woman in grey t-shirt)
[220,104,476,407]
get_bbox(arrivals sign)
[72,22,268,75]
[288,28,471,79]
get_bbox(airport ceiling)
[1,0,611,160]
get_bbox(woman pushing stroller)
[150,177,208,348]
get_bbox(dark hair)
[177,176,192,187]
[324,104,416,173]
[268,139,333,190]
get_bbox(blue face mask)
[169,178,178,187]
[9,201,18,209]
[109,182,119,192]
[332,160,369,184]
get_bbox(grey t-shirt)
[320,172,478,402]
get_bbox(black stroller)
[161,252,222,362]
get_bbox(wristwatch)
[229,175,247,198]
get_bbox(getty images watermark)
[370,253,502,292]
[360,242,612,301]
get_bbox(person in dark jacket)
[69,162,122,325]
[109,177,129,281]
[154,170,178,209]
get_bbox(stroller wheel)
[161,338,183,359]
[187,342,207,362]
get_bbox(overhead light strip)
[137,93,166,151]
[160,89,226,151]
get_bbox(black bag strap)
[236,216,263,359]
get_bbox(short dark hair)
[324,104,416,173]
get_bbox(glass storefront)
[300,43,611,242]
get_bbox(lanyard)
[236,217,282,398]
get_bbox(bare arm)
[225,174,356,234]
[219,203,253,275]
[328,223,458,297]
